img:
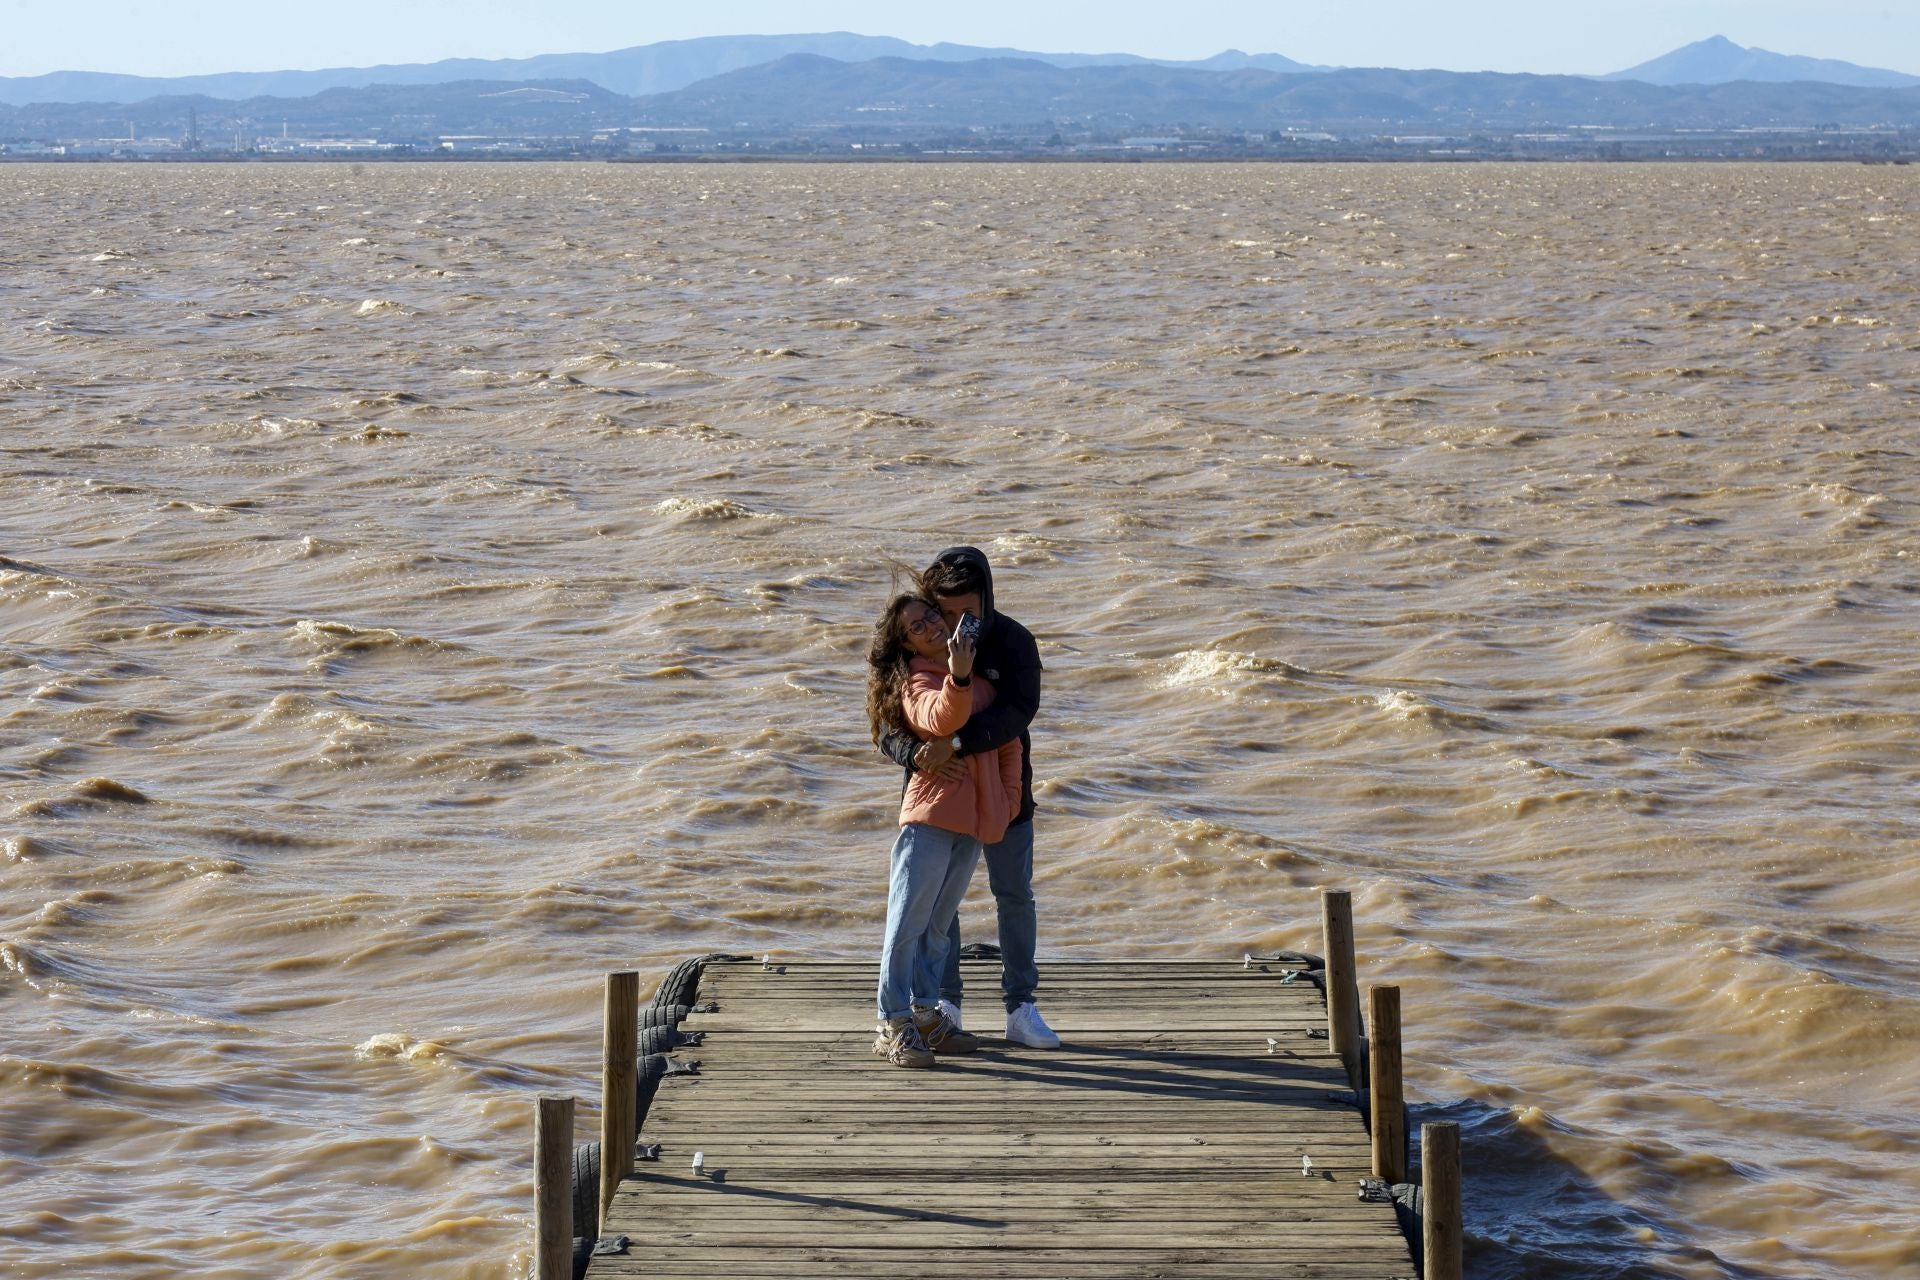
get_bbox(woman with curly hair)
[865,593,1023,1067]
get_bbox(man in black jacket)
[879,546,1059,1048]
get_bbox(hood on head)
[930,545,995,625]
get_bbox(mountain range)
[636,55,1920,131]
[1,32,1914,109]
[6,56,1918,145]
[0,32,1319,107]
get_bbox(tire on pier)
[571,1139,600,1239]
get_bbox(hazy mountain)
[7,56,1919,144]
[1185,50,1324,73]
[1605,35,1920,88]
[0,32,1324,107]
[634,54,1920,131]
[639,56,1330,128]
[0,79,636,140]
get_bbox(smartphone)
[955,612,981,644]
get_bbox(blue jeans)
[940,818,1038,1014]
[877,823,983,1020]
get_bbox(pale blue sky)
[1,1,1915,79]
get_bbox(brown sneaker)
[873,1016,935,1068]
[913,1005,980,1055]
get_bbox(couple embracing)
[863,546,1059,1068]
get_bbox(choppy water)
[1,160,1916,1279]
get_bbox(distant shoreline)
[3,153,1914,166]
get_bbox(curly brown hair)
[866,593,933,745]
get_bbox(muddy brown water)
[1,161,1916,1278]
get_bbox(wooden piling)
[599,969,640,1231]
[534,1093,573,1280]
[1321,888,1363,1085]
[1422,1120,1463,1280]
[1368,984,1407,1183]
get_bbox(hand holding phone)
[947,612,978,679]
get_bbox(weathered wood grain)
[596,958,1415,1279]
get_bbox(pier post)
[1321,889,1364,1085]
[534,1093,574,1280]
[1367,984,1406,1183]
[1421,1120,1463,1280]
[599,969,640,1231]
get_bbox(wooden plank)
[593,1265,1416,1279]
[652,1073,1352,1090]
[599,1271,1415,1280]
[602,1253,1403,1265]
[642,1101,1363,1114]
[701,990,1317,999]
[655,1061,1350,1080]
[606,1243,1405,1251]
[590,1244,1411,1258]
[700,968,1316,977]
[715,959,1315,967]
[614,1178,1382,1205]
[658,1032,1339,1049]
[647,1089,1358,1108]
[614,1196,1399,1218]
[610,1204,1393,1220]
[682,1018,1329,1033]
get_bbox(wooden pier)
[534,891,1460,1280]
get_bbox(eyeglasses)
[905,613,942,639]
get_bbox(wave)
[287,620,447,664]
[652,496,769,520]
[1159,649,1315,688]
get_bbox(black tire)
[652,958,705,1009]
[636,1053,670,1118]
[571,1141,600,1239]
[640,1025,692,1057]
[639,1003,692,1030]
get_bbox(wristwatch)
[949,734,963,754]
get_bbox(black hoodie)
[880,545,1042,827]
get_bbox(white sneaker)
[936,999,964,1031]
[1005,1002,1060,1049]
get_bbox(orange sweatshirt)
[899,657,1025,844]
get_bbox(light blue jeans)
[940,817,1039,1013]
[877,823,983,1020]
